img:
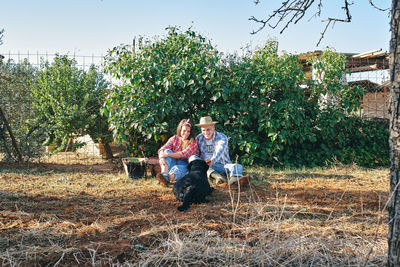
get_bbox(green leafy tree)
[33,55,113,157]
[104,27,221,156]
[211,42,318,166]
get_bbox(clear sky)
[0,0,392,57]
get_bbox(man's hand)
[205,159,213,167]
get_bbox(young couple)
[156,116,249,187]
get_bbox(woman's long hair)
[176,119,196,150]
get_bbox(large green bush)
[212,43,320,166]
[104,27,221,156]
[104,27,388,167]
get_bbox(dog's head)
[188,159,209,173]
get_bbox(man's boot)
[228,175,250,188]
[207,169,227,184]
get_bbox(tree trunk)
[388,1,400,265]
[100,137,114,159]
[0,106,23,162]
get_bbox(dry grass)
[0,161,389,266]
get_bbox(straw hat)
[195,116,219,127]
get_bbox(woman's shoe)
[156,172,170,187]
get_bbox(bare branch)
[308,0,322,21]
[250,0,388,46]
[249,16,268,35]
[316,0,352,46]
[316,19,332,47]
[342,0,352,22]
[250,0,314,35]
[250,0,316,35]
[369,0,389,11]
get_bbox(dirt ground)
[0,160,390,266]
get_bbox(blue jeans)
[211,162,243,178]
[189,156,243,177]
[163,149,188,181]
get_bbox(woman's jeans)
[163,149,188,181]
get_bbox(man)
[195,116,249,187]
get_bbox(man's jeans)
[189,155,243,178]
[163,149,188,181]
[211,162,243,178]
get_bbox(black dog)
[173,159,214,211]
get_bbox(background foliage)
[0,27,389,167]
[104,27,388,167]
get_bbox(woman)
[156,119,198,187]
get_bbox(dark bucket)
[122,158,148,178]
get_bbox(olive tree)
[0,59,46,161]
[33,55,114,158]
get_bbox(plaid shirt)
[196,130,231,164]
[158,135,198,159]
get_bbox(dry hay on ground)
[0,162,389,266]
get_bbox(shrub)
[332,117,389,167]
[283,110,389,168]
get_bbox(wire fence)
[0,51,119,85]
[1,51,105,70]
[347,70,390,119]
[346,54,390,119]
